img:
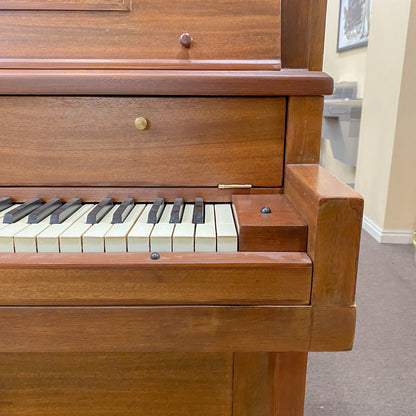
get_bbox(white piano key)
[105,204,145,252]
[150,204,174,252]
[173,204,195,252]
[0,214,31,252]
[214,204,235,224]
[0,204,21,233]
[216,222,238,252]
[60,205,97,253]
[195,204,216,252]
[14,216,52,253]
[215,204,238,252]
[127,204,154,252]
[82,205,118,253]
[37,204,93,253]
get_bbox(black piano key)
[192,197,205,224]
[170,198,184,223]
[0,197,13,212]
[86,197,113,224]
[147,198,165,224]
[28,198,62,224]
[3,198,43,224]
[112,198,135,224]
[50,198,83,224]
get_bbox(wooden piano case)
[0,1,363,415]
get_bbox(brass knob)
[134,117,148,130]
[180,33,193,48]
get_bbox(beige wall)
[355,0,414,232]
[323,1,368,97]
[321,1,368,184]
[383,0,416,230]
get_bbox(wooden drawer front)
[0,0,280,65]
[0,97,285,187]
[0,252,312,306]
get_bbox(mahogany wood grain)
[233,353,273,416]
[0,69,334,96]
[0,97,285,187]
[0,0,280,62]
[284,164,364,306]
[0,0,130,11]
[0,252,312,306]
[0,352,233,416]
[308,0,328,71]
[0,305,356,352]
[0,58,281,70]
[310,306,356,351]
[285,97,325,164]
[0,306,312,352]
[232,194,307,252]
[281,0,328,70]
[281,0,310,69]
[0,186,283,203]
[233,352,308,416]
[270,352,308,416]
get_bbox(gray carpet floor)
[304,231,416,415]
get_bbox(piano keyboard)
[0,198,238,253]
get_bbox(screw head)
[150,252,160,260]
[260,206,272,214]
[180,33,193,48]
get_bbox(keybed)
[0,198,238,253]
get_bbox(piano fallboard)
[0,96,286,188]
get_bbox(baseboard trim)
[362,216,414,244]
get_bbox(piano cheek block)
[232,194,308,252]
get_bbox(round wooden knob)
[180,33,193,48]
[134,117,148,130]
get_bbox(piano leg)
[233,352,308,416]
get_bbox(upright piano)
[0,1,363,415]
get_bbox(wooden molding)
[0,59,281,71]
[0,69,333,96]
[0,0,130,11]
[0,186,283,203]
[0,305,356,352]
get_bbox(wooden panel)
[281,0,311,68]
[310,306,356,351]
[0,252,312,306]
[0,69,334,96]
[0,306,312,352]
[232,194,307,252]
[0,0,130,11]
[0,0,280,63]
[308,0,328,71]
[232,352,308,416]
[233,353,273,416]
[0,186,283,204]
[0,59,281,70]
[0,352,233,416]
[0,97,285,187]
[285,96,325,164]
[281,0,328,70]
[284,164,364,306]
[270,352,308,416]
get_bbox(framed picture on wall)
[337,0,371,52]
